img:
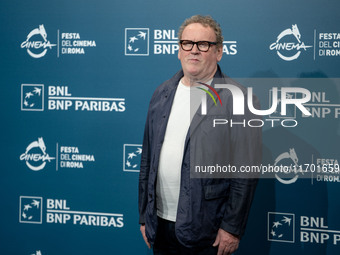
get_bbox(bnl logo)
[125,28,149,56]
[123,144,142,172]
[19,196,43,224]
[21,84,44,111]
[268,212,295,243]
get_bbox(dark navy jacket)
[139,66,262,248]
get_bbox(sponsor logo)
[21,84,44,111]
[123,144,142,172]
[154,29,179,55]
[269,27,340,60]
[314,157,340,183]
[57,145,95,170]
[19,196,43,224]
[268,212,295,243]
[125,28,237,56]
[318,32,340,57]
[59,32,96,56]
[48,86,125,112]
[20,137,96,171]
[272,149,339,185]
[303,90,340,119]
[21,25,56,58]
[46,198,124,227]
[21,25,97,58]
[270,24,312,61]
[20,196,124,228]
[268,212,340,246]
[21,85,125,113]
[20,138,55,171]
[301,215,340,245]
[125,28,149,56]
[274,148,301,184]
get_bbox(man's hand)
[212,228,240,255]
[140,224,151,249]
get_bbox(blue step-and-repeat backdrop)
[1,0,340,254]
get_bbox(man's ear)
[178,44,181,60]
[216,46,223,62]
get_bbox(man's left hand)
[212,228,240,255]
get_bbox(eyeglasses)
[179,40,217,52]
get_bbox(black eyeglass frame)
[179,40,218,52]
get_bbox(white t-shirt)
[156,79,207,222]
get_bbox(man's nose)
[191,43,200,54]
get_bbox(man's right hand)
[140,224,151,249]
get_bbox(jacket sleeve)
[219,91,262,237]
[138,84,164,225]
[138,102,152,225]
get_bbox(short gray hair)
[178,15,224,46]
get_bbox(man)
[139,15,261,255]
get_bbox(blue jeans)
[153,217,218,255]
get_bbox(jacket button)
[149,194,153,199]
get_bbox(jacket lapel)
[184,65,225,145]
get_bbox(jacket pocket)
[204,182,230,200]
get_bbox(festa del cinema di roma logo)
[19,137,96,171]
[269,24,312,61]
[20,138,55,171]
[274,148,301,185]
[21,25,56,58]
[20,24,96,58]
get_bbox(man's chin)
[186,69,202,79]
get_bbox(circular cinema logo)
[20,137,55,171]
[274,148,302,184]
[21,25,56,58]
[270,24,312,61]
